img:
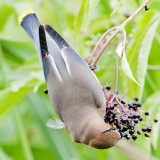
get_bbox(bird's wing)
[45,25,105,108]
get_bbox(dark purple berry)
[127,118,132,123]
[111,110,116,115]
[142,127,147,132]
[122,126,128,132]
[132,103,137,106]
[132,135,137,140]
[129,125,135,130]
[145,6,149,11]
[107,116,112,121]
[114,117,118,122]
[133,107,138,111]
[106,85,111,90]
[137,103,141,107]
[128,115,133,119]
[116,124,121,129]
[154,118,158,123]
[114,103,118,107]
[112,114,116,119]
[137,130,142,135]
[145,111,149,116]
[133,115,137,119]
[128,104,133,109]
[145,133,150,137]
[134,119,139,124]
[146,126,152,132]
[109,119,114,124]
[137,115,141,119]
[110,106,114,110]
[129,130,135,135]
[121,100,125,104]
[134,97,139,101]
[126,135,130,140]
[121,118,127,124]
[139,117,143,121]
[43,89,48,94]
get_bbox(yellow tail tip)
[18,9,34,24]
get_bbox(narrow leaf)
[84,0,100,32]
[137,20,159,98]
[121,52,139,85]
[74,0,87,35]
[0,71,44,115]
[13,107,34,160]
[74,0,100,35]
[142,91,160,151]
[0,4,13,31]
[116,42,124,57]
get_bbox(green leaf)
[74,0,87,35]
[74,0,100,35]
[84,0,100,31]
[0,4,13,31]
[121,51,139,85]
[0,34,35,62]
[137,20,159,98]
[142,91,160,158]
[0,148,11,160]
[143,91,160,121]
[122,10,160,99]
[152,111,160,150]
[0,71,44,115]
[13,107,34,160]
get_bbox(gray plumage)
[19,11,121,149]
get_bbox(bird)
[18,9,121,149]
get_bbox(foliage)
[0,0,160,159]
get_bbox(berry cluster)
[103,85,158,141]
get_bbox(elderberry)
[103,85,158,142]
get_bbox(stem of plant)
[114,33,123,95]
[88,27,117,65]
[88,0,151,67]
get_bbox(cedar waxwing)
[18,9,121,149]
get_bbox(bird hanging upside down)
[18,9,121,149]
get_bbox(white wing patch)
[48,54,63,82]
[61,48,72,75]
[46,118,65,129]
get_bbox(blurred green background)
[0,0,160,159]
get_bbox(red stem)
[114,53,119,95]
[114,33,123,95]
[88,27,117,64]
[91,30,120,67]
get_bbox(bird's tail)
[18,9,41,59]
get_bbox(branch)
[89,0,151,67]
[114,33,123,95]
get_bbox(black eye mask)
[103,127,115,133]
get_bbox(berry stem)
[88,0,151,67]
[88,27,117,64]
[114,53,119,95]
[114,34,123,95]
[91,30,120,67]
